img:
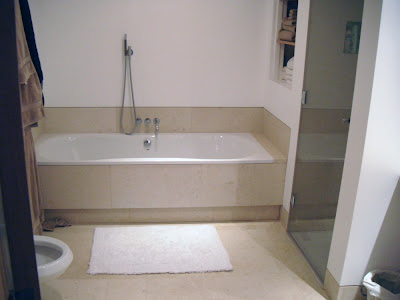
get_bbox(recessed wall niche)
[271,0,298,88]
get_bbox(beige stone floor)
[40,222,329,300]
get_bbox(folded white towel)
[283,24,296,33]
[283,67,293,75]
[285,79,293,86]
[287,57,294,69]
[282,73,293,80]
[282,18,296,26]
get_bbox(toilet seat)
[34,235,73,282]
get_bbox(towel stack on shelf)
[278,9,297,42]
[281,57,294,86]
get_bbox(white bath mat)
[88,225,232,275]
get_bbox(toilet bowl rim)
[34,235,73,271]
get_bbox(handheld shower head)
[124,34,127,54]
[121,33,137,135]
[124,34,133,56]
[127,46,133,57]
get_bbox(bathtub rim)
[35,133,287,166]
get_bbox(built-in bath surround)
[35,107,290,223]
[37,133,286,223]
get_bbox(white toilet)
[34,235,73,283]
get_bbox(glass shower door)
[288,0,364,281]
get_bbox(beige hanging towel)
[282,18,296,26]
[283,24,296,33]
[279,30,295,42]
[15,0,44,127]
[15,0,46,234]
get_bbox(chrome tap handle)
[144,118,152,125]
[143,139,151,149]
[154,118,160,137]
[136,118,142,125]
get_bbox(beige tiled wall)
[263,109,291,157]
[42,108,119,133]
[252,134,286,163]
[39,163,286,210]
[41,107,264,134]
[300,108,351,133]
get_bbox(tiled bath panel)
[45,206,280,224]
[40,222,328,299]
[39,163,286,211]
[111,164,285,208]
[39,166,112,209]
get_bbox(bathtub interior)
[35,133,279,165]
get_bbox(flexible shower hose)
[120,47,137,135]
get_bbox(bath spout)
[154,118,160,137]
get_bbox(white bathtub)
[35,133,275,165]
[36,132,286,221]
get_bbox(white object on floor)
[34,235,73,283]
[88,225,233,275]
[363,270,400,300]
